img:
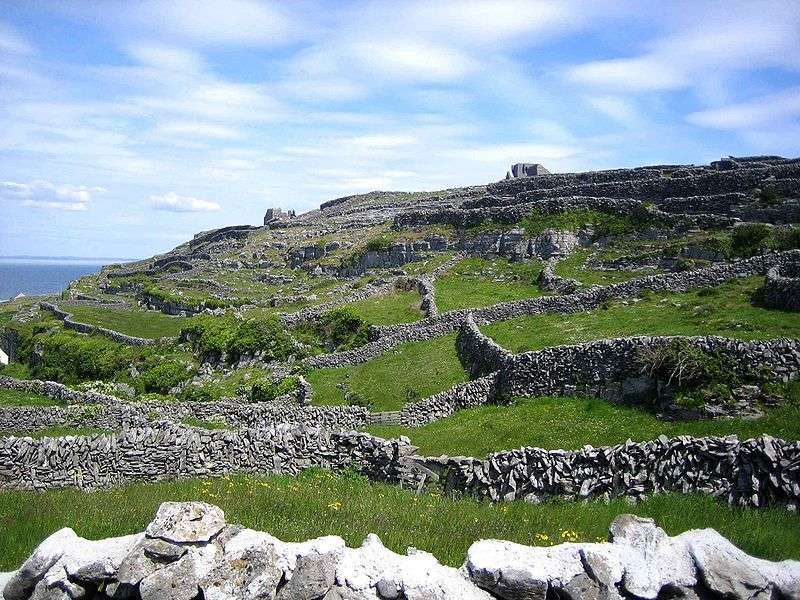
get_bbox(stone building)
[263,207,296,227]
[506,163,550,179]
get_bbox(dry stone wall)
[761,262,800,311]
[417,434,800,508]
[0,422,411,491]
[497,335,800,403]
[398,373,499,427]
[374,250,800,343]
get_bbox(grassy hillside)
[366,395,800,457]
[484,277,800,353]
[435,257,543,312]
[64,304,186,338]
[306,334,467,411]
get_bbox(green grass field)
[555,250,656,285]
[64,304,186,338]
[306,334,467,411]
[435,257,543,312]
[0,388,61,407]
[483,277,800,353]
[366,396,800,457]
[0,470,797,570]
[347,290,422,325]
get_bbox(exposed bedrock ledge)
[39,302,177,346]
[3,503,799,600]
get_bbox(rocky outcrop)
[3,504,798,600]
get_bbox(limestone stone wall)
[761,263,800,311]
[374,250,800,343]
[418,434,799,508]
[0,376,120,405]
[0,422,411,491]
[456,315,512,378]
[498,335,800,403]
[398,373,499,427]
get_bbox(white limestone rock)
[334,533,492,599]
[3,528,79,600]
[463,538,612,600]
[609,514,696,599]
[145,501,225,544]
[681,528,800,600]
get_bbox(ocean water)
[0,258,111,301]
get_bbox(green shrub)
[227,316,296,363]
[731,224,772,257]
[770,226,800,252]
[638,339,741,390]
[519,208,653,239]
[759,188,780,206]
[135,359,193,395]
[18,330,134,384]
[250,377,299,402]
[365,235,393,252]
[178,386,215,403]
[182,315,299,364]
[0,362,32,379]
[700,236,732,258]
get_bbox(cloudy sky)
[1,0,799,258]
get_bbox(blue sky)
[1,0,799,259]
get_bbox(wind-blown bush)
[294,308,370,353]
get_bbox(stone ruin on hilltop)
[505,162,551,179]
[263,207,296,227]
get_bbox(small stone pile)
[2,503,798,600]
[762,262,800,311]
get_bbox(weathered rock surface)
[3,504,799,600]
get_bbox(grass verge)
[64,304,186,338]
[347,290,422,325]
[306,334,467,411]
[0,470,797,570]
[0,388,60,407]
[483,277,800,353]
[435,257,543,312]
[1,426,113,439]
[365,396,800,457]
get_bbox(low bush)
[294,308,370,353]
[364,235,393,252]
[731,224,772,257]
[250,376,299,402]
[135,358,194,395]
[182,315,299,364]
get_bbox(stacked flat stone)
[762,262,800,311]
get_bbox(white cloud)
[153,121,244,140]
[0,22,33,55]
[566,2,800,91]
[149,192,221,212]
[446,143,580,163]
[127,44,205,72]
[585,95,645,127]
[687,87,800,130]
[0,180,105,211]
